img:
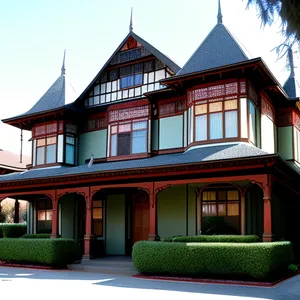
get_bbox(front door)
[132,192,149,244]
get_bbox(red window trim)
[32,120,64,138]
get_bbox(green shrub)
[132,241,293,280]
[288,264,298,273]
[0,238,81,267]
[22,234,51,239]
[171,235,261,243]
[0,224,27,238]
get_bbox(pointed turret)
[217,0,223,24]
[129,7,133,32]
[177,0,248,76]
[3,50,77,124]
[283,47,297,98]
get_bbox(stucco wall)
[78,129,107,165]
[159,115,183,150]
[106,194,126,255]
[157,185,196,238]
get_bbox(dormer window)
[120,63,143,89]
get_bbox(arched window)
[201,187,240,235]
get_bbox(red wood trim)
[156,148,184,155]
[107,153,150,162]
[107,99,150,111]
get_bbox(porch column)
[83,189,92,260]
[51,194,59,238]
[148,186,157,241]
[262,177,273,242]
[14,199,19,223]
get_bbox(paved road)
[0,266,299,300]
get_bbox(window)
[110,120,147,156]
[159,100,186,117]
[36,198,52,234]
[201,189,240,234]
[249,100,256,144]
[195,99,238,141]
[93,200,103,237]
[36,136,57,165]
[120,74,142,89]
[65,136,75,164]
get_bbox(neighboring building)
[0,1,300,259]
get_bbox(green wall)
[60,195,75,238]
[78,129,107,165]
[278,126,293,160]
[106,194,126,255]
[159,116,183,150]
[157,185,196,238]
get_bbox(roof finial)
[217,0,223,24]
[61,49,66,75]
[288,47,295,78]
[129,7,133,32]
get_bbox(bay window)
[36,136,57,165]
[110,120,147,156]
[65,136,75,164]
[249,100,256,144]
[195,99,238,141]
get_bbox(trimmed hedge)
[132,241,293,280]
[0,224,27,238]
[0,238,81,267]
[22,234,51,239]
[171,235,261,243]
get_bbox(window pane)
[203,191,216,201]
[210,112,223,139]
[117,132,131,156]
[66,136,75,145]
[132,130,147,154]
[132,121,147,130]
[46,210,53,220]
[225,110,238,138]
[119,123,131,133]
[209,102,222,112]
[195,115,207,141]
[128,75,134,87]
[111,134,117,156]
[37,139,46,147]
[218,190,226,201]
[227,203,239,216]
[227,190,239,200]
[218,203,226,216]
[111,125,117,134]
[38,211,46,221]
[249,101,256,143]
[224,100,237,110]
[36,147,45,165]
[93,200,102,208]
[195,104,207,115]
[93,221,103,236]
[135,73,143,85]
[66,144,75,164]
[46,144,56,164]
[93,208,103,219]
[47,136,57,144]
[120,77,128,89]
[202,204,217,216]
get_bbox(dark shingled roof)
[0,143,270,183]
[177,23,248,76]
[76,31,181,103]
[283,74,297,98]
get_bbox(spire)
[129,7,133,32]
[288,47,295,78]
[61,49,66,75]
[217,0,223,24]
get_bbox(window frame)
[92,199,103,237]
[36,135,58,166]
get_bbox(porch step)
[67,257,138,276]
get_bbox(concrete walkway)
[68,256,137,275]
[0,266,299,299]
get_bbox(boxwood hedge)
[0,224,27,238]
[0,238,81,267]
[171,235,261,243]
[132,241,293,280]
[22,234,51,239]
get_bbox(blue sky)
[0,0,299,155]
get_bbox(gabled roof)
[176,23,248,76]
[3,53,77,123]
[75,30,181,102]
